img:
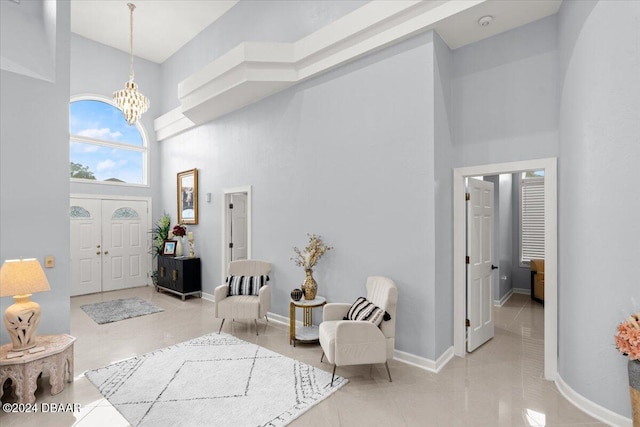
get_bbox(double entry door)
[70,198,150,296]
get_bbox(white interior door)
[70,199,102,296]
[70,198,149,295]
[466,178,495,352]
[230,193,248,261]
[101,200,149,292]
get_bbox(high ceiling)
[70,0,561,65]
[71,0,238,64]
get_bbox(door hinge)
[465,192,470,201]
[229,242,234,249]
[229,203,234,209]
[466,319,471,327]
[465,256,470,264]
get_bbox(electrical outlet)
[45,256,55,268]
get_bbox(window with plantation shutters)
[520,174,544,265]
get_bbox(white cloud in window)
[96,159,116,172]
[78,127,122,140]
[70,141,99,153]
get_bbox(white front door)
[101,200,149,292]
[70,199,102,296]
[70,198,149,295]
[229,193,248,261]
[466,178,495,352]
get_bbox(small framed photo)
[162,240,177,256]
[177,168,198,225]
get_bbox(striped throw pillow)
[344,297,386,326]
[226,275,269,296]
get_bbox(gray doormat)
[81,297,163,324]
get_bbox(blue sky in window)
[70,100,144,183]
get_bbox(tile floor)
[0,287,604,427]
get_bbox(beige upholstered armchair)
[214,260,271,336]
[319,276,398,385]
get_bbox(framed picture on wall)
[177,168,198,224]
[162,240,177,256]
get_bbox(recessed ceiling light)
[478,15,493,27]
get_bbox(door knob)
[491,265,498,270]
[104,251,109,255]
[97,244,101,248]
[96,251,101,255]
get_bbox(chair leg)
[320,352,325,363]
[331,365,336,387]
[218,318,225,334]
[265,314,268,323]
[255,319,259,336]
[385,361,392,382]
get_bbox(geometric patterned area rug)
[85,333,347,427]
[80,297,164,325]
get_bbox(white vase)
[175,239,183,257]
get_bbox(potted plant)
[291,233,332,300]
[150,213,171,286]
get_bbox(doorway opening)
[221,186,252,281]
[453,158,557,380]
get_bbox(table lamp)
[0,259,51,351]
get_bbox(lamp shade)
[0,259,51,297]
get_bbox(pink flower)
[615,313,640,360]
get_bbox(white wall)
[0,0,71,344]
[498,174,513,298]
[558,0,640,418]
[0,0,55,81]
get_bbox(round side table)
[289,296,326,346]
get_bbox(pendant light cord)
[128,3,135,82]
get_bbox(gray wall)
[0,0,71,344]
[1,0,634,420]
[160,31,437,359]
[558,0,640,417]
[70,34,162,219]
[451,15,559,168]
[433,32,454,358]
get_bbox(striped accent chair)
[319,276,398,385]
[214,260,272,336]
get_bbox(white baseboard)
[555,374,632,427]
[394,346,454,374]
[494,289,514,307]
[267,311,303,327]
[184,295,631,427]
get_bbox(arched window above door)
[69,97,148,185]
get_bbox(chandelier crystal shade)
[113,3,149,126]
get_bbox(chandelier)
[113,3,149,125]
